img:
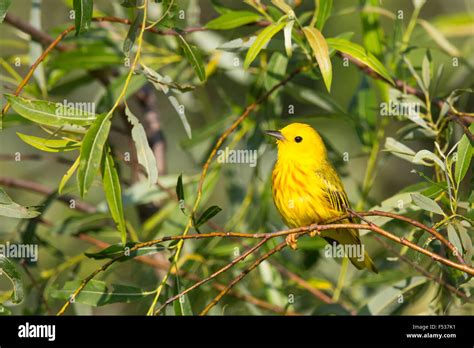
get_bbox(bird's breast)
[272,161,331,228]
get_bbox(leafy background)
[0,0,473,315]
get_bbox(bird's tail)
[321,228,378,273]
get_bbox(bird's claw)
[285,233,298,250]
[309,223,319,238]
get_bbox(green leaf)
[326,37,394,85]
[50,280,151,306]
[16,133,80,153]
[447,223,463,256]
[313,0,332,31]
[173,275,193,315]
[125,106,158,186]
[283,20,294,57]
[194,205,222,229]
[0,0,11,23]
[0,255,24,304]
[5,94,96,126]
[177,34,206,82]
[176,174,185,214]
[359,0,382,56]
[0,188,41,219]
[73,0,93,35]
[58,157,80,194]
[77,113,111,197]
[85,242,165,261]
[101,149,127,245]
[244,21,286,69]
[205,10,262,30]
[412,149,445,171]
[433,13,474,37]
[454,123,474,185]
[418,19,461,57]
[384,137,416,162]
[410,193,444,216]
[422,50,432,90]
[303,26,332,92]
[123,5,144,54]
[271,0,293,15]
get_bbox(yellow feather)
[268,123,377,273]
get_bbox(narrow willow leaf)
[0,188,41,219]
[0,0,11,23]
[85,242,164,261]
[123,5,144,54]
[410,193,444,216]
[455,222,472,262]
[0,255,24,304]
[16,133,80,153]
[177,34,206,82]
[418,19,461,57]
[101,149,127,245]
[447,223,463,256]
[359,0,382,56]
[384,137,416,162]
[176,174,185,214]
[271,0,293,15]
[454,123,474,185]
[50,280,150,306]
[125,106,158,186]
[303,26,332,92]
[433,13,474,37]
[283,20,294,57]
[195,205,222,229]
[73,0,93,35]
[173,275,193,315]
[77,113,111,197]
[422,51,431,90]
[326,38,394,85]
[313,0,333,30]
[205,10,262,30]
[5,94,96,126]
[412,149,445,171]
[244,22,286,69]
[58,157,80,194]
[50,44,123,71]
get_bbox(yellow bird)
[265,123,377,273]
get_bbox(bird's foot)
[309,223,319,238]
[285,233,298,250]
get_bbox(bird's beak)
[264,130,285,141]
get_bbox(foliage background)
[0,0,473,315]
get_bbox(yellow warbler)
[265,123,377,273]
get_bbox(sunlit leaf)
[5,94,96,126]
[244,22,286,69]
[16,133,80,153]
[205,10,262,30]
[326,37,394,85]
[59,157,80,194]
[303,26,332,92]
[454,123,474,185]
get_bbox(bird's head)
[265,123,327,165]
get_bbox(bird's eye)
[294,136,303,143]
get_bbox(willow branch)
[199,241,288,315]
[153,237,270,315]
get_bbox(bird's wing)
[316,165,352,216]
